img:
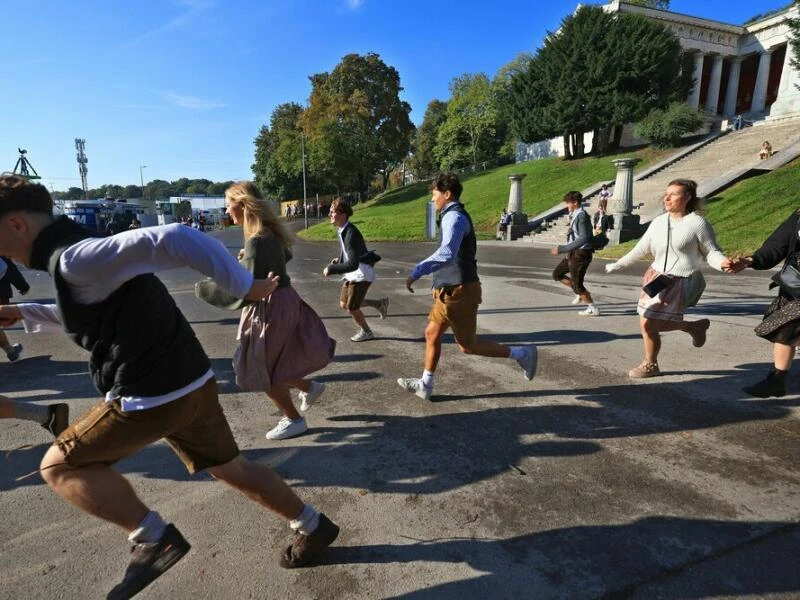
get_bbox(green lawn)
[600,158,800,259]
[298,145,674,242]
[297,146,800,257]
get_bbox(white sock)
[421,370,434,388]
[128,510,168,544]
[13,402,50,425]
[509,346,527,361]
[290,504,320,535]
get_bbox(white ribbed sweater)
[610,212,725,277]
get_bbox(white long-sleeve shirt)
[609,212,725,277]
[16,223,254,411]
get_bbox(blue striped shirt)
[410,201,473,282]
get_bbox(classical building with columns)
[605,0,800,118]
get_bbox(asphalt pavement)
[1,224,798,599]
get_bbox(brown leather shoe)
[279,513,339,569]
[628,362,661,379]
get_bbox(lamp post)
[301,132,308,230]
[139,165,147,201]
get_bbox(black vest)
[29,217,211,398]
[432,202,479,289]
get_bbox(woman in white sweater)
[605,179,730,378]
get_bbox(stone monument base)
[504,213,528,241]
[606,214,641,245]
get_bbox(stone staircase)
[522,117,800,246]
[632,118,800,222]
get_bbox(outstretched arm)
[61,224,254,304]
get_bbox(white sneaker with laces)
[299,381,325,412]
[578,306,600,316]
[266,417,308,440]
[516,345,538,381]
[378,298,390,320]
[571,295,582,305]
[396,377,432,401]
[350,329,375,342]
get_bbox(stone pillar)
[751,50,773,114]
[769,42,800,117]
[723,57,743,116]
[687,52,705,110]
[607,158,641,245]
[504,174,529,241]
[705,55,724,114]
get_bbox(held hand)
[245,272,280,301]
[237,249,245,261]
[549,247,558,256]
[405,276,415,293]
[331,257,339,264]
[0,305,23,327]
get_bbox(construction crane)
[12,148,41,180]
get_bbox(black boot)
[742,369,787,398]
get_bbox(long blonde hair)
[225,181,292,248]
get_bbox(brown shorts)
[428,282,482,344]
[55,378,240,474]
[552,250,593,294]
[340,280,372,310]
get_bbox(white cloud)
[346,0,364,10]
[164,92,225,110]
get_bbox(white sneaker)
[516,346,538,381]
[571,295,582,305]
[378,298,389,320]
[578,306,600,316]
[350,329,375,342]
[299,381,325,412]
[265,417,308,440]
[396,377,432,401]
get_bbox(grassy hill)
[298,147,800,256]
[298,146,673,242]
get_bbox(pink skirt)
[233,286,336,391]
[637,266,687,322]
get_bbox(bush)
[636,103,705,148]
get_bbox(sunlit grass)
[298,146,675,242]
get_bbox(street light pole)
[139,165,147,201]
[301,132,308,230]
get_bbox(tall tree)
[508,6,688,158]
[252,103,306,200]
[409,100,448,179]
[787,0,800,87]
[300,53,414,195]
[434,73,501,170]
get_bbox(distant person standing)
[551,191,600,316]
[323,198,389,342]
[397,173,537,401]
[0,256,28,361]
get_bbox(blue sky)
[1,0,786,190]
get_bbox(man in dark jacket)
[323,198,388,341]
